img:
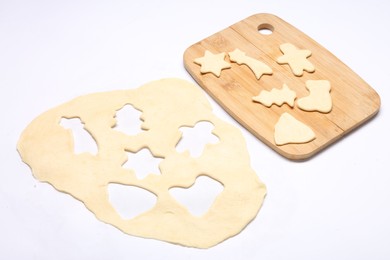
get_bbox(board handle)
[257,23,274,35]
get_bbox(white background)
[1,0,390,259]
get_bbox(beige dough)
[194,50,231,77]
[274,112,316,145]
[297,80,332,113]
[253,84,296,107]
[17,78,266,248]
[228,48,272,79]
[277,43,315,76]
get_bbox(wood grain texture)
[184,13,380,160]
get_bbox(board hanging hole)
[258,23,273,35]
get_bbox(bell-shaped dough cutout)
[108,184,157,220]
[274,113,316,145]
[297,80,332,113]
[169,176,224,217]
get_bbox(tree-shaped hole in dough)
[176,121,219,157]
[169,175,224,217]
[108,183,157,220]
[122,148,164,179]
[113,104,144,135]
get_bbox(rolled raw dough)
[17,78,266,248]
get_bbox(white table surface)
[1,0,389,259]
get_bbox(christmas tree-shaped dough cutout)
[274,113,316,146]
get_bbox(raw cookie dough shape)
[274,112,316,145]
[193,50,231,77]
[253,84,296,107]
[17,78,266,249]
[228,48,273,79]
[297,80,332,113]
[277,43,315,76]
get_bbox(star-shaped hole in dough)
[194,51,231,77]
[277,43,315,76]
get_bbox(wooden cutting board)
[183,13,380,160]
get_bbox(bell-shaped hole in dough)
[113,104,144,135]
[122,148,163,179]
[169,175,224,217]
[108,184,157,220]
[59,117,98,155]
[176,121,219,157]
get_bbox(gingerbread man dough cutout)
[277,43,315,76]
[228,49,273,79]
[194,51,231,77]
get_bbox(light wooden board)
[184,13,380,160]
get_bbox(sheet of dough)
[17,78,266,248]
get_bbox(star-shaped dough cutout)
[194,51,231,77]
[277,43,315,76]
